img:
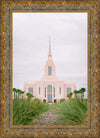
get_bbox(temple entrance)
[47,85,52,103]
[43,99,46,103]
[54,99,57,103]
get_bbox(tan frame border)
[1,1,99,137]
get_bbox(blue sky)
[13,13,87,98]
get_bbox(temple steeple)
[40,37,60,81]
[48,36,52,60]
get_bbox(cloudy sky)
[13,13,87,98]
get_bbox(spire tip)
[48,36,52,60]
[49,36,51,51]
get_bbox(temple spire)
[48,36,52,60]
[49,36,51,51]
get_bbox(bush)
[52,98,87,125]
[13,98,49,125]
[60,98,65,103]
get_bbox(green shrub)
[13,99,49,125]
[52,98,87,125]
[60,98,65,103]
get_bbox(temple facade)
[24,37,76,103]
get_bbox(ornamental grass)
[51,98,87,125]
[13,98,49,125]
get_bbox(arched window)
[48,85,52,92]
[59,87,61,94]
[48,66,52,75]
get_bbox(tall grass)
[13,99,49,125]
[51,98,87,125]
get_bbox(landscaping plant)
[52,97,87,125]
[13,98,49,125]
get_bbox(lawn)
[51,98,87,125]
[13,98,49,125]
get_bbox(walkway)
[32,107,60,125]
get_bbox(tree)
[74,90,79,98]
[12,88,17,99]
[17,89,22,99]
[67,92,73,99]
[79,88,86,99]
[12,88,25,99]
[20,91,25,99]
[26,93,33,99]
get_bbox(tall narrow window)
[59,87,61,94]
[48,85,52,92]
[39,87,40,94]
[48,66,52,75]
[45,88,46,98]
[54,88,55,98]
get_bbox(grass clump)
[13,98,49,125]
[51,98,87,125]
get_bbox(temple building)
[24,37,76,103]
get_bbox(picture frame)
[0,0,99,137]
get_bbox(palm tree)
[17,89,22,99]
[80,88,86,99]
[26,93,33,99]
[12,88,17,99]
[74,90,79,98]
[13,88,25,99]
[20,91,25,99]
[67,92,73,99]
[79,88,86,99]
